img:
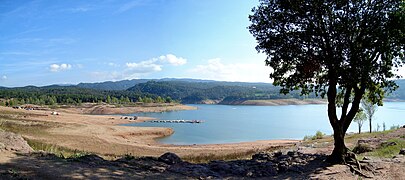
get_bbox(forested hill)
[126,80,314,104]
[1,79,405,105]
[77,79,151,90]
[76,78,218,91]
[388,79,405,100]
[126,79,405,103]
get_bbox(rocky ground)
[1,127,405,179]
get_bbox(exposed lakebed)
[122,102,405,145]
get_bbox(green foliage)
[249,0,404,162]
[303,131,325,141]
[354,109,367,133]
[127,80,314,103]
[390,125,401,130]
[369,139,405,158]
[249,0,404,98]
[0,86,174,106]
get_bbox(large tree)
[249,0,404,163]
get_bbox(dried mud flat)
[60,103,197,115]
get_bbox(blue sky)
[0,0,274,87]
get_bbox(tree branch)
[327,78,338,127]
[340,86,353,121]
[344,85,366,132]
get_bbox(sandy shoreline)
[0,105,299,158]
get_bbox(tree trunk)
[328,125,348,163]
[369,118,372,133]
[358,125,361,134]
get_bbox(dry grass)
[0,118,55,137]
[182,145,286,163]
[25,139,91,159]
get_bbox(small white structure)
[51,111,59,115]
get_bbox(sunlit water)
[122,102,405,145]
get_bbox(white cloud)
[189,58,272,82]
[123,53,186,75]
[65,6,91,13]
[126,61,162,73]
[1,75,7,80]
[49,63,72,72]
[107,62,120,67]
[117,0,142,13]
[159,54,187,66]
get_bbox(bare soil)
[60,103,197,115]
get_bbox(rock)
[278,160,289,172]
[0,142,5,150]
[399,149,405,155]
[363,156,371,160]
[353,142,373,154]
[289,164,304,173]
[380,141,397,148]
[273,151,282,157]
[208,161,231,173]
[287,151,298,157]
[168,163,220,178]
[277,155,291,162]
[402,125,405,128]
[72,154,107,166]
[252,152,270,161]
[0,131,33,153]
[158,152,182,165]
[150,166,166,172]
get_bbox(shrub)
[390,125,400,130]
[353,143,373,154]
[314,131,325,139]
[303,131,325,141]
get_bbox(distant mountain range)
[1,78,405,104]
[76,78,229,91]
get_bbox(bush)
[303,131,325,141]
[353,143,373,154]
[314,131,325,139]
[390,125,400,130]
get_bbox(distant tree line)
[0,86,175,106]
[127,81,319,103]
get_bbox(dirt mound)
[0,130,32,153]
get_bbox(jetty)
[150,120,204,123]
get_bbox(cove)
[122,102,405,145]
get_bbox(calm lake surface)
[122,102,405,145]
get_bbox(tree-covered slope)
[127,80,310,103]
[76,79,152,91]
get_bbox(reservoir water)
[123,102,405,145]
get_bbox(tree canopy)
[249,0,404,163]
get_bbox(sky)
[1,1,404,87]
[0,0,274,87]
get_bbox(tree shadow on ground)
[0,151,345,179]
